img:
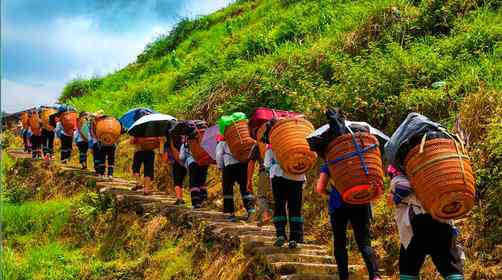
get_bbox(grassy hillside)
[61,0,502,278]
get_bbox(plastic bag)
[384,113,446,172]
[217,112,247,135]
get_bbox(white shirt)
[263,148,306,182]
[215,141,240,169]
[179,144,195,169]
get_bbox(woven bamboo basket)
[77,114,90,141]
[404,138,475,220]
[269,118,317,175]
[40,108,57,131]
[224,120,256,162]
[95,117,121,145]
[29,113,42,135]
[21,112,29,129]
[135,137,160,150]
[169,141,182,165]
[326,133,384,204]
[256,124,267,160]
[60,112,78,135]
[188,129,214,166]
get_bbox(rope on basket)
[326,129,377,177]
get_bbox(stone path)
[7,149,390,280]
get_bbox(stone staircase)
[7,149,389,280]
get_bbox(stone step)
[280,274,338,280]
[246,245,329,257]
[266,254,335,265]
[272,262,340,275]
[241,236,326,251]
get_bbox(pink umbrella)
[201,125,220,160]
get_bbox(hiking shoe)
[274,236,286,247]
[288,240,298,249]
[227,214,237,222]
[174,199,185,206]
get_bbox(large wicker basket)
[95,117,121,145]
[21,112,30,129]
[256,124,268,160]
[269,118,317,175]
[169,141,182,165]
[60,112,78,135]
[326,133,384,204]
[77,114,90,141]
[29,113,42,135]
[188,129,214,166]
[40,108,57,131]
[224,120,256,162]
[404,138,475,220]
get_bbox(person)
[131,136,163,194]
[28,111,43,159]
[165,135,187,205]
[41,111,56,160]
[387,165,464,280]
[74,118,89,169]
[216,138,255,222]
[316,164,381,280]
[55,118,73,164]
[247,143,273,226]
[91,115,118,178]
[179,142,208,208]
[264,145,305,249]
[20,117,32,153]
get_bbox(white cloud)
[1,79,63,113]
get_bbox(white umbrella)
[128,113,177,137]
[308,121,389,142]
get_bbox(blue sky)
[1,0,233,113]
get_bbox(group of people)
[20,108,117,177]
[17,106,465,280]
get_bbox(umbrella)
[128,113,177,137]
[308,122,389,142]
[119,107,156,130]
[201,125,219,160]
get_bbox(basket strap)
[325,143,378,166]
[348,126,370,177]
[409,153,470,176]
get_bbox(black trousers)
[95,144,116,176]
[330,204,379,280]
[173,161,187,187]
[400,214,464,278]
[271,176,304,242]
[76,141,89,166]
[31,135,42,158]
[188,162,208,206]
[222,163,254,213]
[60,134,73,161]
[23,131,31,152]
[132,150,155,178]
[41,129,55,156]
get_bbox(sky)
[1,0,233,113]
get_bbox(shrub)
[59,78,102,102]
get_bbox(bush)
[59,78,102,102]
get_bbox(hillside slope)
[62,0,502,278]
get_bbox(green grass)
[2,199,72,238]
